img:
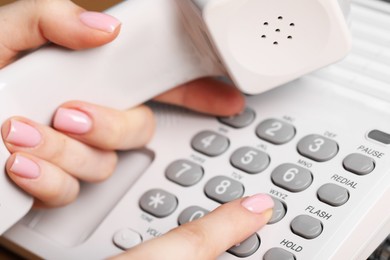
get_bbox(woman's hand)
[1,0,245,207]
[1,1,273,259]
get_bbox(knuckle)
[106,106,155,150]
[105,121,126,149]
[90,152,118,182]
[128,106,156,148]
[56,179,80,206]
[42,178,79,206]
[47,135,68,162]
[32,0,52,15]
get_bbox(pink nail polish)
[79,11,121,33]
[6,120,41,147]
[241,194,274,214]
[10,155,40,179]
[54,108,92,134]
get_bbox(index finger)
[113,193,274,260]
[154,77,246,117]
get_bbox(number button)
[230,147,270,174]
[271,163,313,192]
[297,134,338,162]
[218,107,256,128]
[165,160,204,187]
[178,206,210,225]
[139,189,178,218]
[227,234,260,257]
[268,198,287,224]
[204,176,244,203]
[256,119,296,145]
[191,130,229,157]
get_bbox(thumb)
[0,0,121,67]
[113,194,274,260]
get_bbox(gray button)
[343,153,375,175]
[191,130,229,157]
[230,147,270,174]
[166,160,204,187]
[256,119,296,145]
[228,233,260,257]
[268,198,287,224]
[204,176,244,204]
[271,163,313,192]
[139,189,178,218]
[178,206,209,225]
[297,134,339,162]
[368,129,390,145]
[291,215,323,239]
[218,107,256,128]
[113,228,142,250]
[263,248,296,260]
[317,183,349,207]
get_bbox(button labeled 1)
[218,107,256,128]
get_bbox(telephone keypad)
[135,105,378,258]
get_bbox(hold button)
[368,130,390,145]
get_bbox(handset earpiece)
[182,0,351,94]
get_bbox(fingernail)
[79,11,121,33]
[241,193,274,214]
[5,120,41,147]
[10,155,40,179]
[53,108,92,134]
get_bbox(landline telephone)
[1,0,389,259]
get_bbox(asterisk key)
[149,193,165,208]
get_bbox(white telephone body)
[0,0,351,236]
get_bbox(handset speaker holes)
[259,16,296,45]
